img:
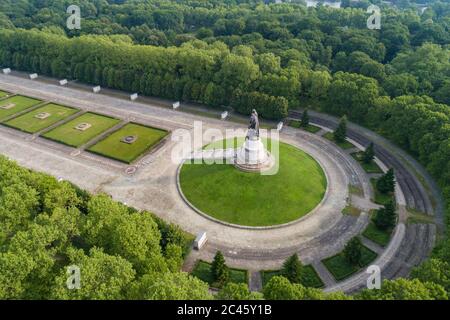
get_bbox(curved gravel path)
[0,74,441,294]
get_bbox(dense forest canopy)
[0,0,449,300]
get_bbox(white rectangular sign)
[194,232,207,250]
[93,86,101,93]
[221,111,228,120]
[29,73,38,80]
[277,121,284,131]
[59,79,68,86]
[173,101,180,109]
[130,93,138,101]
[2,68,11,74]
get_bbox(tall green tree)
[334,115,347,143]
[374,200,397,231]
[362,142,375,164]
[281,254,304,284]
[301,108,309,128]
[343,237,363,266]
[216,283,262,300]
[377,169,395,194]
[211,251,229,288]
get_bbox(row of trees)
[0,154,448,300]
[0,155,211,299]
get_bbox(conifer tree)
[301,108,309,128]
[281,254,304,284]
[374,200,397,230]
[377,168,395,194]
[362,142,375,164]
[211,251,229,287]
[334,115,347,143]
[344,237,362,266]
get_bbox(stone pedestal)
[235,137,274,173]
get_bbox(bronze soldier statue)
[246,109,260,140]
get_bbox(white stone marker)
[29,73,38,80]
[194,232,207,250]
[173,101,180,109]
[277,121,284,131]
[93,86,101,93]
[2,68,11,74]
[59,79,68,86]
[130,93,138,101]
[221,111,228,120]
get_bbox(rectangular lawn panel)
[303,124,321,134]
[261,266,324,288]
[351,152,383,174]
[0,90,10,98]
[323,132,354,149]
[0,95,42,121]
[370,178,394,205]
[191,260,248,288]
[363,221,392,247]
[323,246,378,281]
[88,123,168,163]
[4,103,78,133]
[43,112,121,147]
[288,120,321,133]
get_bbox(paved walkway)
[312,261,336,287]
[0,74,439,293]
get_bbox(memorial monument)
[235,109,274,172]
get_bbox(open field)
[0,90,10,98]
[180,139,327,227]
[4,103,78,133]
[87,122,168,163]
[0,95,41,121]
[43,112,121,147]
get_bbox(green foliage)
[263,276,351,300]
[0,155,208,300]
[216,283,263,300]
[373,200,397,231]
[362,142,375,164]
[301,109,309,127]
[281,254,304,284]
[411,259,450,295]
[356,278,448,300]
[263,276,305,300]
[343,237,363,266]
[52,248,136,300]
[334,115,348,143]
[128,272,212,300]
[376,169,396,194]
[0,0,450,301]
[211,251,229,288]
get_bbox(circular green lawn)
[179,139,327,227]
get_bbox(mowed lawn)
[88,123,168,163]
[191,260,248,288]
[180,139,327,226]
[322,246,378,281]
[43,112,121,147]
[0,90,10,98]
[0,95,42,121]
[5,103,78,133]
